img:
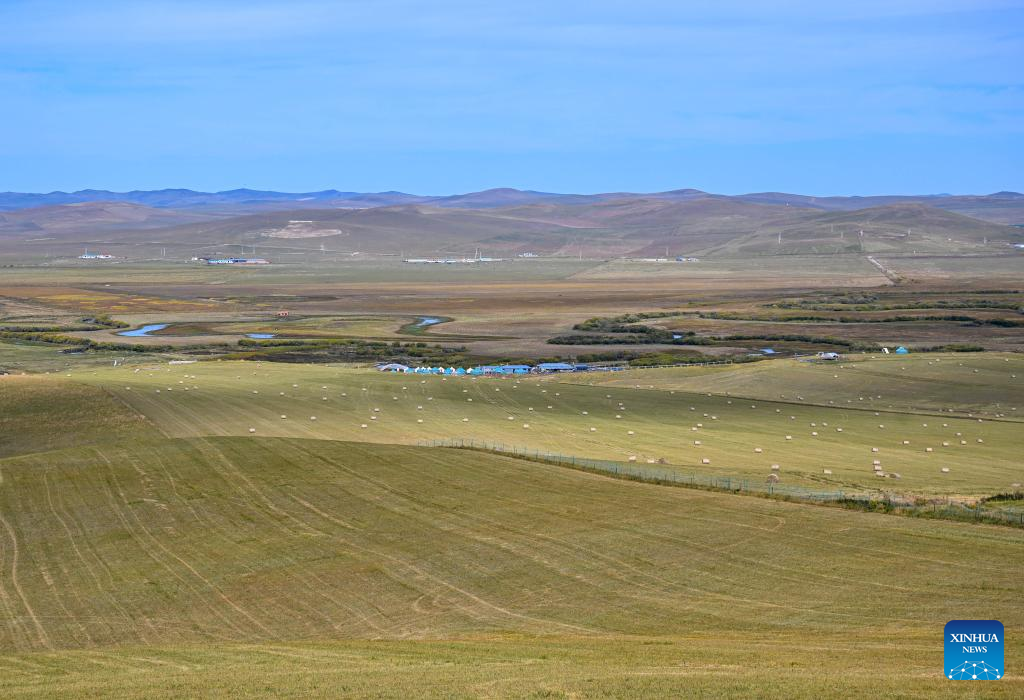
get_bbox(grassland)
[1,242,1023,696]
[49,356,1018,498]
[0,436,1021,697]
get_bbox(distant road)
[866,255,900,284]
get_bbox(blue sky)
[1,1,1021,195]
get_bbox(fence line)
[418,437,1024,528]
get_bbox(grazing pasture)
[65,358,1023,497]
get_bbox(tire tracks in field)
[0,512,52,649]
[184,439,397,636]
[94,449,271,641]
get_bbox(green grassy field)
[0,436,1021,697]
[60,357,1023,497]
[563,353,1024,419]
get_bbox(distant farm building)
[79,250,114,259]
[816,351,840,360]
[377,363,411,372]
[535,362,575,373]
[205,258,270,265]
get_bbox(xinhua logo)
[945,620,1004,680]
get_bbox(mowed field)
[61,356,1024,497]
[0,435,1022,697]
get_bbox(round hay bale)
[280,415,287,419]
[694,440,702,446]
[770,464,780,471]
[248,427,256,433]
[823,469,832,475]
[754,447,763,453]
[785,435,793,440]
[627,430,635,435]
[589,427,597,432]
[628,456,637,462]
[416,418,424,423]
[310,416,317,421]
[873,459,881,465]
[522,423,530,429]
[701,458,711,465]
[902,440,910,445]
[811,431,818,436]
[940,467,950,473]
[360,423,368,428]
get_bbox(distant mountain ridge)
[1,187,1021,223]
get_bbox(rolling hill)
[0,431,1021,697]
[0,202,217,238]
[3,187,1022,223]
[0,193,1019,260]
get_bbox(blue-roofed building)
[895,346,909,354]
[535,362,575,372]
[499,364,532,374]
[759,348,776,355]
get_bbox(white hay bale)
[902,440,910,445]
[248,427,256,433]
[878,424,885,429]
[522,423,530,429]
[873,459,881,465]
[322,397,328,401]
[811,431,818,436]
[628,456,637,462]
[627,430,635,435]
[785,435,793,440]
[836,428,843,432]
[694,440,702,446]
[646,458,656,464]
[942,441,950,447]
[360,423,368,428]
[770,464,780,471]
[823,469,832,475]
[960,440,967,445]
[940,467,950,473]
[507,416,514,421]
[754,447,763,453]
[810,422,817,427]
[370,416,377,421]
[701,458,710,464]
[871,447,879,452]
[310,416,317,421]
[590,427,597,432]
[416,418,423,423]
[280,415,287,419]
[925,447,933,453]
[977,438,984,443]
[616,414,622,419]
[875,471,885,477]
[582,411,588,415]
